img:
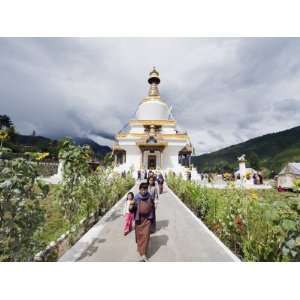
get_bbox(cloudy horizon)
[1,38,300,154]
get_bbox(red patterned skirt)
[135,217,151,256]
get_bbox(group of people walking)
[123,172,164,262]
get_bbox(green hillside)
[2,133,111,161]
[192,125,300,176]
[1,114,111,160]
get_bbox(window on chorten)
[144,125,161,134]
[146,136,157,144]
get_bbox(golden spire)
[148,66,160,97]
[149,66,160,78]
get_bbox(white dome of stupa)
[136,67,171,120]
[136,99,170,120]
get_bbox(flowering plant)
[167,173,300,261]
[223,172,232,181]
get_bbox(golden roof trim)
[116,132,189,141]
[116,132,144,139]
[129,119,176,126]
[137,143,167,151]
[136,141,168,147]
[158,133,189,139]
[141,96,166,103]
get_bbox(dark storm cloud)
[272,98,300,114]
[207,129,225,143]
[232,38,300,87]
[1,38,300,153]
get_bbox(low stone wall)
[34,210,104,262]
[36,162,59,177]
[34,183,136,262]
[0,159,59,177]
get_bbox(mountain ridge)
[4,133,111,160]
[192,125,300,175]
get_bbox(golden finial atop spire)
[149,66,159,77]
[148,67,160,84]
[148,66,160,96]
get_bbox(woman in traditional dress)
[148,176,159,233]
[129,182,154,262]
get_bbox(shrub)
[56,138,135,234]
[0,158,49,261]
[0,138,135,261]
[56,138,91,228]
[167,173,300,261]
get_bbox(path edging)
[58,183,138,262]
[167,186,241,262]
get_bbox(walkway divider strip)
[167,186,241,262]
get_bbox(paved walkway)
[60,184,239,262]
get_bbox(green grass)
[38,184,69,245]
[36,175,135,253]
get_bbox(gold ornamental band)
[141,96,165,102]
[129,119,176,126]
[116,132,189,141]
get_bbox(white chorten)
[113,68,193,177]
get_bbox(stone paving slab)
[60,184,239,262]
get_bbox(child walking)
[123,192,135,235]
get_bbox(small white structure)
[237,154,247,178]
[40,160,64,184]
[277,162,300,189]
[234,154,258,187]
[235,154,257,180]
[113,68,194,178]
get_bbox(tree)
[0,115,13,129]
[102,152,114,167]
[0,159,49,261]
[248,152,260,170]
[6,125,16,141]
[57,138,91,228]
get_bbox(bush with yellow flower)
[0,130,9,149]
[223,172,232,181]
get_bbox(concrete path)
[60,184,239,262]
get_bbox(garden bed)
[167,174,300,261]
[33,177,135,261]
[0,138,135,262]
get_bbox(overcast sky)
[1,38,300,154]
